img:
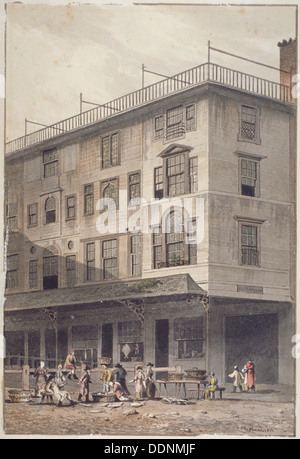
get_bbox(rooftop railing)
[5,61,293,155]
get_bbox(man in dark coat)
[112,363,130,396]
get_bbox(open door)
[155,319,169,379]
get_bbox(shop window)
[174,317,205,359]
[118,321,143,362]
[72,325,98,368]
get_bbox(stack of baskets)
[168,372,184,381]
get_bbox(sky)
[3,1,297,142]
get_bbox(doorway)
[102,323,113,365]
[155,319,169,379]
[225,313,279,384]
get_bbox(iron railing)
[5,62,293,155]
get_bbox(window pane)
[84,185,93,215]
[29,260,38,289]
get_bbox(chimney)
[277,38,297,103]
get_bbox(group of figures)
[100,362,156,401]
[228,360,256,393]
[33,351,157,406]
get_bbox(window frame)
[153,103,196,142]
[43,148,58,178]
[85,242,95,282]
[66,254,76,287]
[29,259,38,289]
[152,209,197,269]
[128,171,141,203]
[6,254,19,289]
[100,177,119,210]
[234,151,267,198]
[102,238,118,280]
[45,196,56,224]
[84,184,94,216]
[28,203,38,228]
[101,132,120,169]
[6,203,18,232]
[235,216,265,268]
[129,233,142,277]
[65,194,76,221]
[238,104,261,145]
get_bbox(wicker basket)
[8,390,32,403]
[98,357,112,365]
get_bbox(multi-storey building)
[4,38,296,386]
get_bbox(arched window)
[45,197,56,224]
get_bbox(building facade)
[4,39,296,386]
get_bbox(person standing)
[228,366,244,393]
[78,365,93,403]
[34,361,48,397]
[145,362,156,399]
[130,365,146,400]
[55,364,67,389]
[64,350,78,380]
[246,360,256,392]
[241,365,248,391]
[112,363,130,397]
[100,364,112,393]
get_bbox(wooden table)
[156,379,208,400]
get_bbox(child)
[228,366,244,393]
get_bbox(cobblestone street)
[2,384,295,438]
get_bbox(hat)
[209,372,215,376]
[115,363,122,368]
[147,362,154,367]
[234,366,238,370]
[136,365,143,370]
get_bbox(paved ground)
[2,383,296,438]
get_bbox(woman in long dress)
[34,361,48,397]
[130,365,146,399]
[145,362,156,399]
